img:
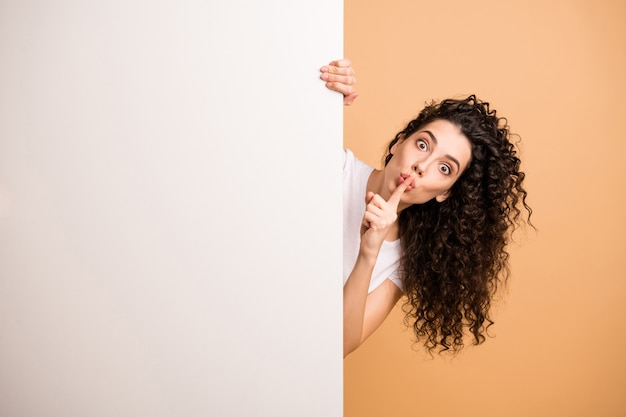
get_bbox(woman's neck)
[366,169,387,199]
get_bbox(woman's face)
[385,119,472,211]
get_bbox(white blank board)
[0,1,343,416]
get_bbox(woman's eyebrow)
[423,129,438,144]
[421,129,461,172]
[446,155,461,172]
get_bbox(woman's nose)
[412,162,424,177]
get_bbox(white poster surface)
[0,1,342,416]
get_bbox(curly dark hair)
[383,95,532,354]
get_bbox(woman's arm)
[344,262,403,357]
[343,186,411,357]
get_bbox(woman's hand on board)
[320,59,359,105]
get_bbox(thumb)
[344,92,359,106]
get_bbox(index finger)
[387,175,413,207]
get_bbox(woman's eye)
[439,164,451,175]
[417,139,428,151]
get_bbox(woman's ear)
[435,190,451,203]
[390,137,404,155]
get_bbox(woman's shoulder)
[343,149,373,175]
[343,148,354,171]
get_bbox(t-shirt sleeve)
[343,149,353,175]
[388,274,404,292]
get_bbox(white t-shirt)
[343,149,403,293]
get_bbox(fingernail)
[321,73,328,80]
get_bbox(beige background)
[343,1,626,416]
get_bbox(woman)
[321,60,532,357]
